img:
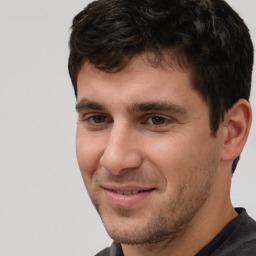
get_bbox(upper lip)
[102,184,155,192]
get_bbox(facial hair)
[88,161,216,246]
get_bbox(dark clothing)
[95,242,122,256]
[196,208,256,256]
[95,208,256,256]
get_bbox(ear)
[221,99,252,161]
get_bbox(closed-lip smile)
[102,184,155,207]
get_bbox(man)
[68,0,256,255]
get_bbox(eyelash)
[81,114,111,126]
[80,113,173,130]
[144,116,171,126]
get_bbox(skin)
[75,55,250,256]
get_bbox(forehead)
[78,51,190,78]
[78,54,190,86]
[76,55,204,111]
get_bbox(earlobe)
[221,99,252,161]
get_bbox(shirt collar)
[109,242,124,256]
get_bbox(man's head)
[69,0,253,251]
[69,0,253,142]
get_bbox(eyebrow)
[128,102,187,115]
[76,99,105,112]
[76,99,187,116]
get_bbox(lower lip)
[104,189,154,208]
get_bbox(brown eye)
[90,115,106,123]
[150,116,166,125]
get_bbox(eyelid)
[79,111,106,120]
[144,113,173,121]
[79,112,112,124]
[142,114,174,126]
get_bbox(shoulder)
[214,208,256,256]
[94,247,110,256]
[197,208,256,256]
[94,242,123,256]
[225,209,256,255]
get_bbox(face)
[76,57,222,245]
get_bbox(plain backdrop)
[0,1,255,255]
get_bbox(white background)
[0,1,255,255]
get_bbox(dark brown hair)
[68,0,253,172]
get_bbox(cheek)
[147,134,218,189]
[76,132,105,186]
[143,137,189,196]
[148,135,192,170]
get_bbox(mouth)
[111,189,155,195]
[103,186,155,208]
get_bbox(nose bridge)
[100,121,142,174]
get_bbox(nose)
[100,123,143,175]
